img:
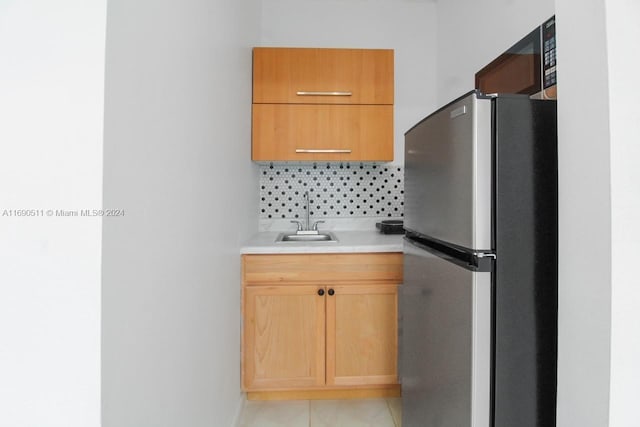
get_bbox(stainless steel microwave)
[475,16,556,99]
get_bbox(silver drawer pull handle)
[296,91,352,96]
[295,149,352,154]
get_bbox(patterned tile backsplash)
[260,163,404,219]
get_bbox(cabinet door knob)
[318,289,325,296]
[328,289,335,296]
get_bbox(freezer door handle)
[404,235,494,272]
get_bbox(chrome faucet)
[304,191,310,231]
[290,191,324,233]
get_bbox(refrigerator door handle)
[404,235,494,272]
[477,252,496,259]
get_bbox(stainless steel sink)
[275,232,338,243]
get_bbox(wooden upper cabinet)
[252,47,395,162]
[253,48,394,105]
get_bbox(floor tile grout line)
[386,397,399,427]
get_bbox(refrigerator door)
[402,238,491,427]
[404,91,493,250]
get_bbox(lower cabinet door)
[325,284,399,386]
[242,285,326,390]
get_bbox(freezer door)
[404,92,492,250]
[402,238,491,427]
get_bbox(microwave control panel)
[542,16,556,88]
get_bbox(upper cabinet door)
[253,48,394,105]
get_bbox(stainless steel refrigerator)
[401,91,557,427]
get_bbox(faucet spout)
[304,191,310,231]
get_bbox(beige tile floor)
[238,397,401,427]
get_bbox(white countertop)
[241,230,404,254]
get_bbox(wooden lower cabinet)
[243,285,325,390]
[326,284,398,387]
[241,253,402,399]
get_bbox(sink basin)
[276,232,338,243]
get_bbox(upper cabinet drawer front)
[252,104,393,162]
[242,253,403,285]
[253,48,394,105]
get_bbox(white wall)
[0,1,105,426]
[101,0,260,426]
[259,0,439,165]
[436,0,555,104]
[554,1,613,425]
[604,1,640,426]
